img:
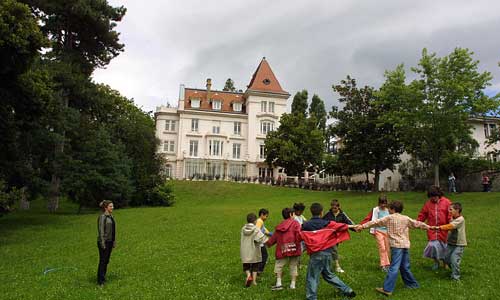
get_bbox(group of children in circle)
[240,185,466,299]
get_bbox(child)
[322,199,355,273]
[293,202,307,225]
[256,208,272,274]
[356,201,430,297]
[359,195,391,272]
[417,185,452,270]
[432,202,467,280]
[301,203,356,300]
[266,208,302,290]
[240,213,269,287]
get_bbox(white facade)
[155,58,290,179]
[371,117,500,191]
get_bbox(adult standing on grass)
[417,186,451,270]
[97,200,116,286]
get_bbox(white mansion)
[155,58,290,179]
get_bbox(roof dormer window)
[212,100,221,110]
[233,102,242,112]
[191,98,200,108]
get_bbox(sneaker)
[344,290,356,298]
[431,262,439,271]
[271,285,283,291]
[335,267,345,273]
[245,276,253,287]
[381,266,389,272]
[375,287,392,296]
[289,284,296,290]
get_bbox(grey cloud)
[94,0,500,113]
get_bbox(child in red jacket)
[266,207,302,290]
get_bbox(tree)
[264,113,324,177]
[309,94,327,132]
[223,78,236,92]
[382,48,497,186]
[19,0,127,211]
[0,0,50,209]
[62,126,133,212]
[330,76,403,191]
[291,90,308,116]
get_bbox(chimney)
[206,78,212,102]
[179,84,185,101]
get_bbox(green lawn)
[1,181,499,299]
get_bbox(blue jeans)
[446,245,464,280]
[306,250,353,300]
[383,248,419,293]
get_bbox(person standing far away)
[417,185,451,270]
[448,173,457,193]
[482,174,490,192]
[97,200,116,286]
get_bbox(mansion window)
[234,122,241,135]
[268,102,275,113]
[163,140,175,153]
[191,119,199,132]
[189,140,199,157]
[191,98,200,108]
[209,140,223,156]
[261,101,267,112]
[233,143,241,159]
[233,102,242,112]
[212,100,221,110]
[260,121,274,135]
[212,126,220,134]
[165,120,176,131]
[259,144,266,159]
[164,164,172,178]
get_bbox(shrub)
[146,182,175,207]
[0,180,21,216]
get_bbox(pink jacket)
[417,197,452,242]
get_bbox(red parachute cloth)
[299,221,351,255]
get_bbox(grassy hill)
[0,181,498,299]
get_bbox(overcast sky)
[92,0,500,113]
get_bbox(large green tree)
[264,113,324,177]
[291,90,308,116]
[309,94,327,132]
[0,0,50,210]
[330,76,403,191]
[18,0,127,211]
[382,48,497,186]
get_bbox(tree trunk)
[48,174,60,213]
[48,95,68,213]
[19,187,30,210]
[374,169,380,192]
[433,163,440,187]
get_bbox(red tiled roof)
[184,89,245,113]
[247,57,288,95]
